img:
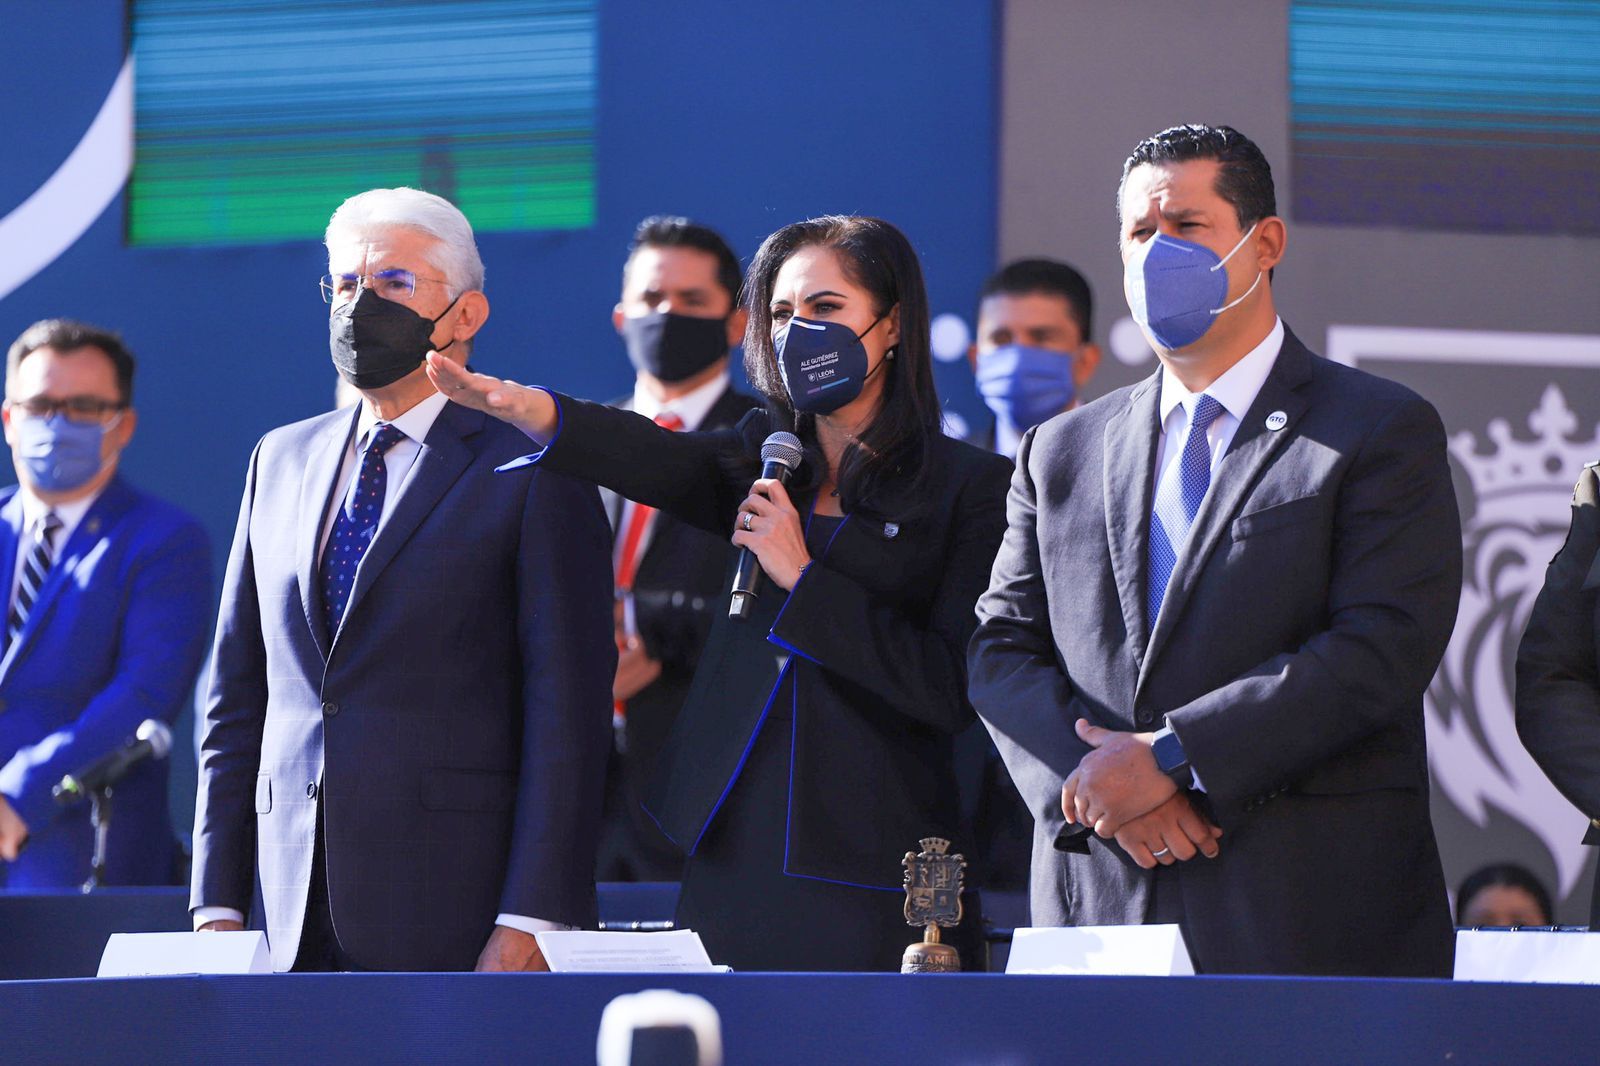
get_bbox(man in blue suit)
[0,319,210,887]
[190,188,615,972]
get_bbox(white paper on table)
[1005,924,1195,976]
[534,929,725,973]
[1455,930,1600,984]
[98,931,272,977]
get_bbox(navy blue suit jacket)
[0,477,210,888]
[970,329,1462,976]
[190,400,614,972]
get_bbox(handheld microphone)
[729,431,804,620]
[53,719,173,805]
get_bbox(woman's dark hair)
[1455,863,1554,926]
[742,215,941,518]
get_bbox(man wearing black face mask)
[599,216,757,883]
[191,187,614,973]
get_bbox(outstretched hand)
[425,351,558,440]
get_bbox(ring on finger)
[741,511,755,532]
[1151,847,1171,858]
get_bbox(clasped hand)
[732,478,812,591]
[1062,719,1221,866]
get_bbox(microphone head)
[135,719,174,759]
[759,431,803,473]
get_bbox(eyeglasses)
[319,268,448,305]
[5,397,127,425]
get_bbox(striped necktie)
[8,510,63,649]
[1147,393,1225,632]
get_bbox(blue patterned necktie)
[320,423,405,635]
[7,510,61,649]
[1147,393,1225,632]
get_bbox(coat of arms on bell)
[901,837,966,973]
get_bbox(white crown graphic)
[1448,384,1600,528]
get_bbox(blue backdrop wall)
[0,0,999,844]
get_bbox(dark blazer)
[969,327,1462,976]
[0,478,210,888]
[605,387,759,789]
[512,393,1012,887]
[1516,463,1600,925]
[191,401,614,972]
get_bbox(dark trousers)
[290,803,364,973]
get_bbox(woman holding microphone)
[428,216,1010,971]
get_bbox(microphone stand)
[80,786,113,894]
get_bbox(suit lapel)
[4,479,135,667]
[333,402,480,643]
[1138,336,1314,692]
[1102,373,1163,663]
[296,409,359,661]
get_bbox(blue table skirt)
[3,971,1598,1065]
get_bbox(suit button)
[305,782,318,800]
[322,700,339,717]
[1136,711,1155,727]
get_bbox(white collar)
[1159,317,1285,425]
[19,482,103,537]
[356,391,450,449]
[631,373,729,431]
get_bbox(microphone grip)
[728,460,795,619]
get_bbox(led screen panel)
[129,0,596,245]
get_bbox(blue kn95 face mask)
[775,314,883,415]
[1124,222,1261,351]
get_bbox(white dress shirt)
[10,487,102,608]
[615,375,730,637]
[196,392,568,937]
[1152,317,1284,489]
[1149,317,1283,791]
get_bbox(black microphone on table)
[728,431,805,620]
[52,719,174,805]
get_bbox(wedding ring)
[741,511,754,531]
[1152,847,1171,858]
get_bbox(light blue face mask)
[1124,222,1261,351]
[14,412,118,493]
[975,344,1077,432]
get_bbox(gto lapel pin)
[1265,411,1288,432]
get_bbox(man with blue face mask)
[0,319,210,887]
[966,258,1101,458]
[970,125,1462,976]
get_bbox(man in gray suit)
[191,188,614,972]
[969,125,1462,976]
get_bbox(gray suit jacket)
[970,328,1461,976]
[191,401,614,971]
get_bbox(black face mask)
[330,287,459,391]
[620,310,730,383]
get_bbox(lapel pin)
[883,521,900,539]
[86,518,101,535]
[1265,411,1288,432]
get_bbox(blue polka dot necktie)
[320,423,405,635]
[1147,393,1225,633]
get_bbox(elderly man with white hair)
[190,187,615,972]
